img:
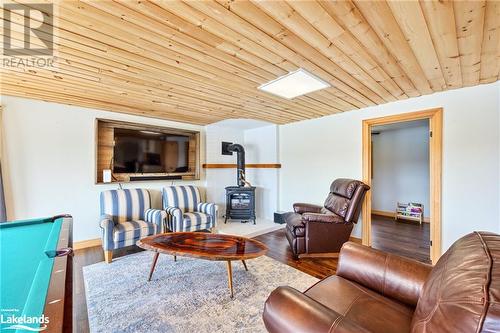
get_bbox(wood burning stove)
[223,143,256,224]
[225,186,256,224]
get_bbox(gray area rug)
[83,252,319,332]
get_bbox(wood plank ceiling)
[1,0,499,125]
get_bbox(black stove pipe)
[227,143,245,187]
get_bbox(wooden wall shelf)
[203,163,281,169]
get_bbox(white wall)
[371,123,430,217]
[0,96,206,242]
[279,82,500,252]
[244,125,279,220]
[205,123,279,220]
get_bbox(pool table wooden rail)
[44,215,73,333]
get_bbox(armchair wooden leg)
[104,250,113,263]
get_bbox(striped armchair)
[162,185,217,232]
[100,188,166,263]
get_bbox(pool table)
[0,215,73,333]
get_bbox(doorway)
[361,108,442,264]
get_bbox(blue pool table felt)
[0,218,62,330]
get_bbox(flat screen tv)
[113,128,190,174]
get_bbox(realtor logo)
[3,3,54,56]
[2,2,57,68]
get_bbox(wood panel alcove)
[95,119,200,184]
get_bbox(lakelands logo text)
[2,2,57,68]
[1,314,49,331]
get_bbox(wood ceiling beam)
[386,1,446,91]
[152,0,354,112]
[454,1,486,86]
[211,0,366,109]
[188,0,375,106]
[114,0,344,114]
[1,0,497,125]
[2,71,240,120]
[319,0,420,98]
[1,85,216,125]
[121,0,286,79]
[419,0,463,89]
[479,1,500,83]
[252,0,391,104]
[352,0,433,94]
[287,0,405,100]
[6,1,335,121]
[67,1,336,117]
[164,0,369,108]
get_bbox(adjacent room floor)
[371,214,431,264]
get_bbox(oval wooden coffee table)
[137,232,268,298]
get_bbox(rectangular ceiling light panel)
[258,68,331,99]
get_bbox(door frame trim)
[361,108,443,264]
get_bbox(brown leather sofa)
[285,179,369,258]
[263,231,500,333]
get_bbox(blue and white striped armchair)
[162,185,217,232]
[100,188,166,263]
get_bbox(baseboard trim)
[74,238,101,250]
[372,210,430,223]
[349,236,362,244]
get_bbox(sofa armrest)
[197,202,217,216]
[164,206,183,231]
[293,203,322,214]
[99,214,115,251]
[263,286,369,333]
[144,208,167,232]
[302,213,345,223]
[337,242,433,307]
[99,214,114,229]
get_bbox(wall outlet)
[103,169,112,183]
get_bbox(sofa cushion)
[113,220,156,242]
[411,232,500,333]
[285,213,305,237]
[305,275,414,333]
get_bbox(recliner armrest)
[302,213,345,223]
[263,286,369,333]
[293,203,322,214]
[337,242,432,307]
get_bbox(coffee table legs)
[226,261,234,298]
[148,252,160,281]
[148,255,245,299]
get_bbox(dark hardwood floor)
[253,228,342,279]
[371,214,431,264]
[72,218,430,332]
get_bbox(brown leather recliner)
[285,178,370,258]
[263,231,500,333]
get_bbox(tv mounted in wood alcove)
[95,119,200,184]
